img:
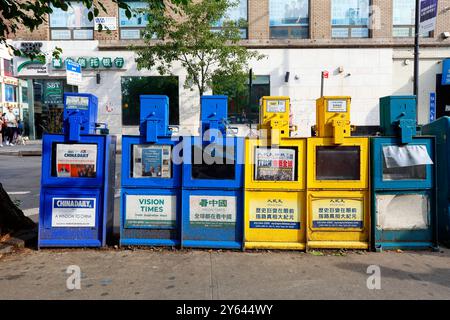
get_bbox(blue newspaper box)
[38,93,116,248]
[120,95,182,247]
[181,95,244,249]
[371,96,438,251]
[423,117,450,247]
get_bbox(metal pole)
[320,72,324,97]
[414,0,420,123]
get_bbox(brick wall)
[7,0,450,48]
[310,0,331,39]
[94,0,119,41]
[248,0,269,41]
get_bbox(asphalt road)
[0,155,122,235]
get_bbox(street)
[0,154,450,300]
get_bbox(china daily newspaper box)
[423,117,449,247]
[39,93,116,248]
[372,96,438,251]
[307,96,370,249]
[120,95,182,247]
[181,95,244,249]
[244,96,307,250]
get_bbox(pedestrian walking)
[4,106,17,146]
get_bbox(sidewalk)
[0,248,449,300]
[0,140,42,156]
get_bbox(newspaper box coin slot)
[181,95,244,249]
[39,93,116,248]
[244,96,307,250]
[120,95,182,247]
[307,96,370,249]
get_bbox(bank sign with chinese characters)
[52,56,125,70]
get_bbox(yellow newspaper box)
[244,96,307,250]
[306,97,370,249]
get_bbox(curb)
[0,229,38,254]
[0,150,42,157]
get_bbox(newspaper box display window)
[39,93,116,248]
[120,95,182,247]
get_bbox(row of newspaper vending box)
[38,93,450,252]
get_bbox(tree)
[0,0,189,58]
[135,0,265,98]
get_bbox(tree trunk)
[0,183,36,235]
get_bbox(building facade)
[8,0,450,141]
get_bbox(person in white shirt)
[4,106,17,146]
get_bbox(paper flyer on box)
[56,144,97,178]
[255,148,295,181]
[133,145,171,178]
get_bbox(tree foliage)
[0,0,189,58]
[135,0,265,97]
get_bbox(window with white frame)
[49,2,94,40]
[212,0,248,39]
[119,1,149,39]
[269,0,309,39]
[393,0,431,38]
[331,0,370,38]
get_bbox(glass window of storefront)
[392,0,432,38]
[32,80,78,138]
[211,0,248,39]
[213,74,270,124]
[269,0,309,39]
[331,0,370,38]
[119,1,149,40]
[49,2,94,40]
[4,84,17,102]
[121,76,179,126]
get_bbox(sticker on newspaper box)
[249,195,300,229]
[125,195,176,228]
[56,144,97,178]
[266,100,286,113]
[189,196,236,228]
[51,197,96,227]
[255,148,295,181]
[65,96,89,110]
[327,100,347,112]
[133,145,171,178]
[312,198,363,228]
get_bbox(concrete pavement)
[0,248,449,300]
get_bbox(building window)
[121,76,179,126]
[49,2,94,40]
[212,0,248,39]
[3,59,13,77]
[269,0,309,39]
[213,74,270,124]
[119,1,149,39]
[393,0,432,38]
[331,0,370,38]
